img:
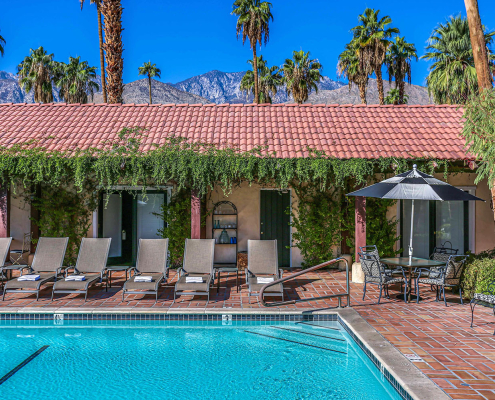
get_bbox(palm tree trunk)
[252,45,259,104]
[148,75,152,104]
[375,67,385,105]
[464,0,492,90]
[100,0,124,104]
[399,81,405,104]
[358,83,367,104]
[96,2,107,103]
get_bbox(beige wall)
[9,185,31,251]
[206,182,304,267]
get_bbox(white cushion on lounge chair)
[257,277,274,284]
[65,275,86,281]
[186,276,203,283]
[134,276,152,282]
[17,274,40,281]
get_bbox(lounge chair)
[174,239,215,302]
[122,238,169,302]
[51,238,111,301]
[246,240,284,301]
[2,237,69,301]
[0,237,13,289]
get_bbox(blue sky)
[0,0,493,86]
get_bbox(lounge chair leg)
[443,286,447,307]
[36,291,39,301]
[2,290,6,301]
[459,287,463,305]
[470,300,476,328]
[84,291,88,302]
[122,291,125,302]
[362,282,367,301]
[51,291,55,301]
[378,285,382,305]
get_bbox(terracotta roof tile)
[0,103,470,160]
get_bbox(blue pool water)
[0,319,403,400]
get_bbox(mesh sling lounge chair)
[359,252,406,304]
[2,237,69,301]
[174,239,215,302]
[0,237,13,290]
[122,238,169,302]
[246,240,284,301]
[51,238,111,302]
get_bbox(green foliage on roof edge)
[0,126,452,195]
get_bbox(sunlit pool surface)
[0,319,403,399]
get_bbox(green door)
[260,190,291,268]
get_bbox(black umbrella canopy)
[347,165,484,202]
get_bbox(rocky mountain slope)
[307,78,431,105]
[172,70,345,104]
[92,79,211,104]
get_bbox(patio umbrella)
[347,165,484,263]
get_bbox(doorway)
[260,189,291,268]
[99,190,167,265]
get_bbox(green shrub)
[462,256,495,299]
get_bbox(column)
[352,196,366,283]
[191,189,201,239]
[0,185,9,238]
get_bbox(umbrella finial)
[413,164,417,170]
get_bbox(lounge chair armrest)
[177,267,184,277]
[62,266,76,277]
[18,265,32,275]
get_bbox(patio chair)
[415,254,467,306]
[359,245,401,275]
[174,239,215,302]
[470,281,495,334]
[9,232,31,265]
[2,237,69,301]
[51,238,111,302]
[246,240,284,301]
[359,252,406,304]
[122,238,169,302]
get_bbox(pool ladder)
[259,257,350,308]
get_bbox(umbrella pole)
[409,199,414,264]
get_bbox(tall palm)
[55,56,99,104]
[232,0,273,104]
[351,8,399,105]
[80,0,107,103]
[338,41,369,104]
[421,15,495,104]
[240,55,282,103]
[385,36,417,104]
[138,61,161,104]
[99,0,124,103]
[0,31,5,57]
[17,46,55,103]
[282,50,323,104]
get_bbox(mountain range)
[0,69,431,105]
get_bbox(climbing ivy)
[0,127,451,196]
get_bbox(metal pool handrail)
[259,257,350,308]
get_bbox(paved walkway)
[2,269,495,399]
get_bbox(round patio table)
[381,257,445,303]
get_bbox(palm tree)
[385,36,417,104]
[17,46,56,103]
[421,15,495,104]
[385,88,409,105]
[138,62,161,104]
[282,50,323,104]
[232,0,273,104]
[464,0,492,92]
[338,40,369,104]
[351,8,399,105]
[99,0,124,103]
[0,31,5,57]
[54,56,99,104]
[80,0,107,103]
[240,55,282,103]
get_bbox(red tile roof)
[0,103,469,160]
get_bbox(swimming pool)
[0,317,403,400]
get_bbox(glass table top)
[381,257,445,268]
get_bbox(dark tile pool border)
[0,309,447,400]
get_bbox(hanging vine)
[0,127,453,197]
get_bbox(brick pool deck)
[2,269,495,400]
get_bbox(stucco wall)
[206,182,304,268]
[9,185,31,253]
